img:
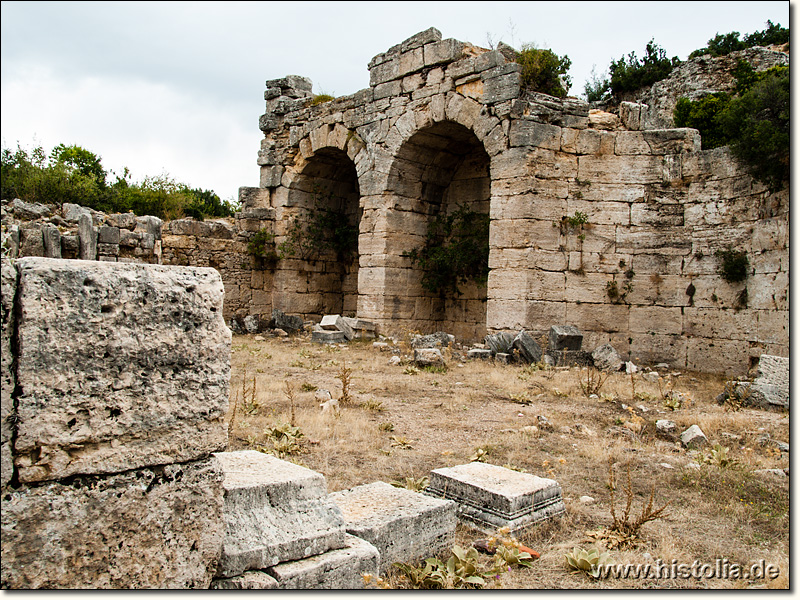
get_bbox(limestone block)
[98,225,120,245]
[62,202,93,223]
[685,336,747,375]
[481,65,522,104]
[680,425,708,449]
[743,354,789,410]
[312,329,346,344]
[427,462,565,534]
[577,154,664,184]
[682,307,756,341]
[41,223,61,258]
[755,310,788,346]
[0,458,224,589]
[630,333,688,368]
[331,481,456,573]
[266,534,379,589]
[563,301,630,334]
[619,102,648,131]
[13,258,230,483]
[629,306,683,336]
[135,215,162,240]
[19,225,45,257]
[214,451,346,578]
[369,57,400,86]
[485,331,516,355]
[1,260,16,490]
[548,325,582,351]
[468,348,493,360]
[423,38,464,67]
[509,120,562,149]
[212,571,279,590]
[513,330,542,363]
[592,344,623,372]
[414,348,445,367]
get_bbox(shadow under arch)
[280,147,362,319]
[385,120,491,340]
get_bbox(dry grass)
[226,333,789,589]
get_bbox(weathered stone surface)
[266,534,379,589]
[270,308,304,332]
[741,354,789,410]
[1,260,16,490]
[214,451,346,578]
[548,325,583,351]
[467,348,493,360]
[680,425,708,449]
[331,481,457,573]
[512,330,542,364]
[0,458,224,589]
[411,331,454,348]
[485,331,516,355]
[592,344,623,372]
[13,258,231,483]
[312,328,346,344]
[414,347,445,367]
[212,571,280,590]
[656,419,677,434]
[427,462,565,533]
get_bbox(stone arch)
[275,144,362,319]
[379,118,492,340]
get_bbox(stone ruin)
[0,26,788,377]
[1,256,570,589]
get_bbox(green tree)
[609,39,680,97]
[50,144,107,187]
[515,45,572,98]
[674,93,732,149]
[689,21,789,59]
[717,66,789,188]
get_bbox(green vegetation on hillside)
[689,20,789,59]
[674,63,789,188]
[608,39,681,98]
[1,143,237,220]
[515,44,572,98]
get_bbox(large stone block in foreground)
[0,457,224,589]
[214,451,347,578]
[13,258,231,483]
[427,462,565,534]
[330,481,457,573]
[1,259,17,490]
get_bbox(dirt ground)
[224,331,789,590]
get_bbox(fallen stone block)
[330,481,457,573]
[547,349,593,367]
[414,347,445,367]
[271,309,304,333]
[0,458,224,589]
[467,348,493,360]
[512,330,542,364]
[211,571,280,590]
[744,355,789,410]
[13,258,230,483]
[485,331,516,355]
[548,325,583,352]
[312,328,346,344]
[426,462,565,534]
[680,425,708,449]
[411,331,454,349]
[592,344,623,372]
[319,314,340,330]
[266,534,379,589]
[214,451,346,578]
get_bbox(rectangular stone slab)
[426,462,565,532]
[0,457,224,589]
[266,534,379,589]
[330,481,456,573]
[214,451,346,578]
[13,258,231,483]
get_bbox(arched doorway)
[386,121,491,340]
[279,147,361,319]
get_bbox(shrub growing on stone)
[609,39,680,98]
[515,45,572,98]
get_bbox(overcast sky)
[1,1,791,203]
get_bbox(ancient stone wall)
[236,27,788,373]
[1,257,231,588]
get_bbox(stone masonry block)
[0,458,224,589]
[548,325,583,351]
[330,481,457,573]
[214,451,346,578]
[266,534,379,589]
[13,258,230,483]
[1,260,16,490]
[427,462,565,534]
